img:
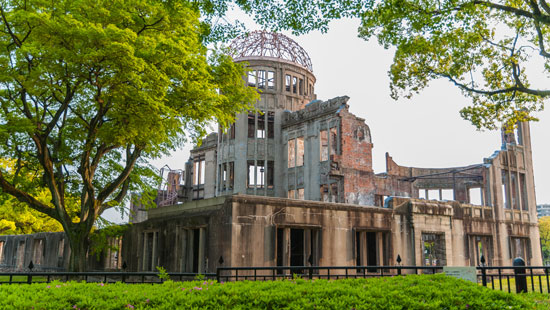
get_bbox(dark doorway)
[192,228,200,273]
[290,229,304,266]
[366,232,377,266]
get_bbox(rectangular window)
[15,241,25,269]
[267,71,275,89]
[288,139,296,168]
[296,137,304,167]
[511,173,519,210]
[320,130,328,161]
[441,189,454,201]
[299,78,304,95]
[516,125,523,145]
[469,235,493,266]
[297,188,305,200]
[356,231,390,269]
[228,123,235,140]
[422,233,446,267]
[427,189,439,200]
[292,76,297,93]
[285,75,291,92]
[267,111,275,138]
[469,188,483,205]
[510,237,530,263]
[502,170,510,209]
[267,161,274,188]
[288,189,296,199]
[276,228,320,269]
[418,189,426,199]
[248,113,255,138]
[257,113,266,138]
[193,157,205,186]
[520,173,528,210]
[257,70,266,89]
[330,127,338,157]
[57,239,64,268]
[248,70,257,87]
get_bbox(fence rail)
[2,265,549,295]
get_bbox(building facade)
[124,31,543,273]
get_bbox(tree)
[540,216,550,264]
[213,0,550,130]
[0,0,258,271]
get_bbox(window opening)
[267,111,275,138]
[285,75,291,92]
[257,113,265,138]
[320,130,328,161]
[57,239,64,267]
[502,170,510,208]
[520,173,528,210]
[330,127,338,157]
[257,70,266,89]
[292,76,297,94]
[267,71,275,89]
[288,189,296,199]
[418,189,426,199]
[356,231,390,272]
[299,78,304,95]
[510,237,530,263]
[248,70,257,87]
[288,139,296,168]
[469,188,483,205]
[267,161,274,188]
[511,173,519,210]
[470,235,493,266]
[193,157,205,186]
[296,137,304,166]
[248,113,255,138]
[516,125,523,145]
[441,189,454,201]
[297,188,305,200]
[15,241,25,269]
[422,233,446,266]
[427,189,439,200]
[33,239,45,265]
[0,241,4,264]
[290,229,304,267]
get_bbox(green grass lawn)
[0,274,549,309]
[0,275,48,283]
[485,275,549,294]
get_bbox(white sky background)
[103,15,550,223]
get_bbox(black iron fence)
[2,265,549,295]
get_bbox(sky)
[103,16,550,223]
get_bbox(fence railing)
[2,265,549,295]
[0,271,216,285]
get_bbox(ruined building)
[123,31,543,273]
[0,31,542,272]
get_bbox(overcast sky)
[103,16,550,223]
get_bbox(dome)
[230,31,313,72]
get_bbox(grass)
[485,275,549,293]
[0,274,548,309]
[0,275,48,283]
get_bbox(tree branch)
[96,145,142,204]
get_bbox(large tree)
[219,0,550,130]
[0,0,258,271]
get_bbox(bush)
[0,274,548,309]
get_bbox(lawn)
[0,274,548,309]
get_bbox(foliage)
[207,1,550,130]
[539,216,550,264]
[0,275,548,309]
[155,266,170,281]
[89,224,128,260]
[0,0,258,271]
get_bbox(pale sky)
[103,16,550,223]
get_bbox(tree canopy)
[219,0,550,130]
[0,0,258,270]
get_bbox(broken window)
[297,188,305,200]
[296,137,304,166]
[469,187,483,205]
[418,189,427,199]
[520,173,528,210]
[502,170,510,209]
[321,184,339,202]
[0,241,4,264]
[510,173,519,210]
[288,139,296,168]
[288,189,296,199]
[299,78,304,95]
[257,70,266,89]
[142,231,159,271]
[375,195,388,207]
[330,127,338,156]
[276,227,320,269]
[257,113,266,138]
[320,130,328,161]
[267,71,275,89]
[221,162,235,191]
[33,239,45,265]
[248,113,255,138]
[267,111,275,138]
[428,189,439,200]
[516,125,523,145]
[469,235,493,266]
[441,189,453,200]
[422,233,446,267]
[247,161,264,188]
[193,157,205,186]
[356,231,390,270]
[292,76,297,93]
[248,70,257,87]
[285,74,291,92]
[180,228,207,273]
[267,161,274,188]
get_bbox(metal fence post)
[513,257,527,293]
[479,255,487,287]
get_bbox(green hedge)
[0,274,548,309]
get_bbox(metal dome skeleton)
[230,31,313,72]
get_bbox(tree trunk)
[67,229,90,272]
